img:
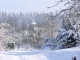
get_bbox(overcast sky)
[0,0,65,13]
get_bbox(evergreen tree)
[56,24,80,49]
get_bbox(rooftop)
[32,19,36,25]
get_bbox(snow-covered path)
[0,47,80,60]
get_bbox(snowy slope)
[0,47,80,60]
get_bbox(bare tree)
[43,14,56,38]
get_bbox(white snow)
[0,47,80,60]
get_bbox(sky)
[0,0,66,13]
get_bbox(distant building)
[32,19,36,25]
[24,19,44,38]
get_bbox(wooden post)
[72,56,76,60]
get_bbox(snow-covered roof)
[32,19,36,25]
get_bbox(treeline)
[0,12,44,31]
[0,11,57,50]
[0,12,55,32]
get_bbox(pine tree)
[56,24,80,49]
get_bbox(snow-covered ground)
[0,47,80,60]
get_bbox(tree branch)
[47,0,63,8]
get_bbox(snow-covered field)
[0,47,80,60]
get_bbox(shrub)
[7,43,14,49]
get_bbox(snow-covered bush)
[56,28,80,49]
[43,37,57,50]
